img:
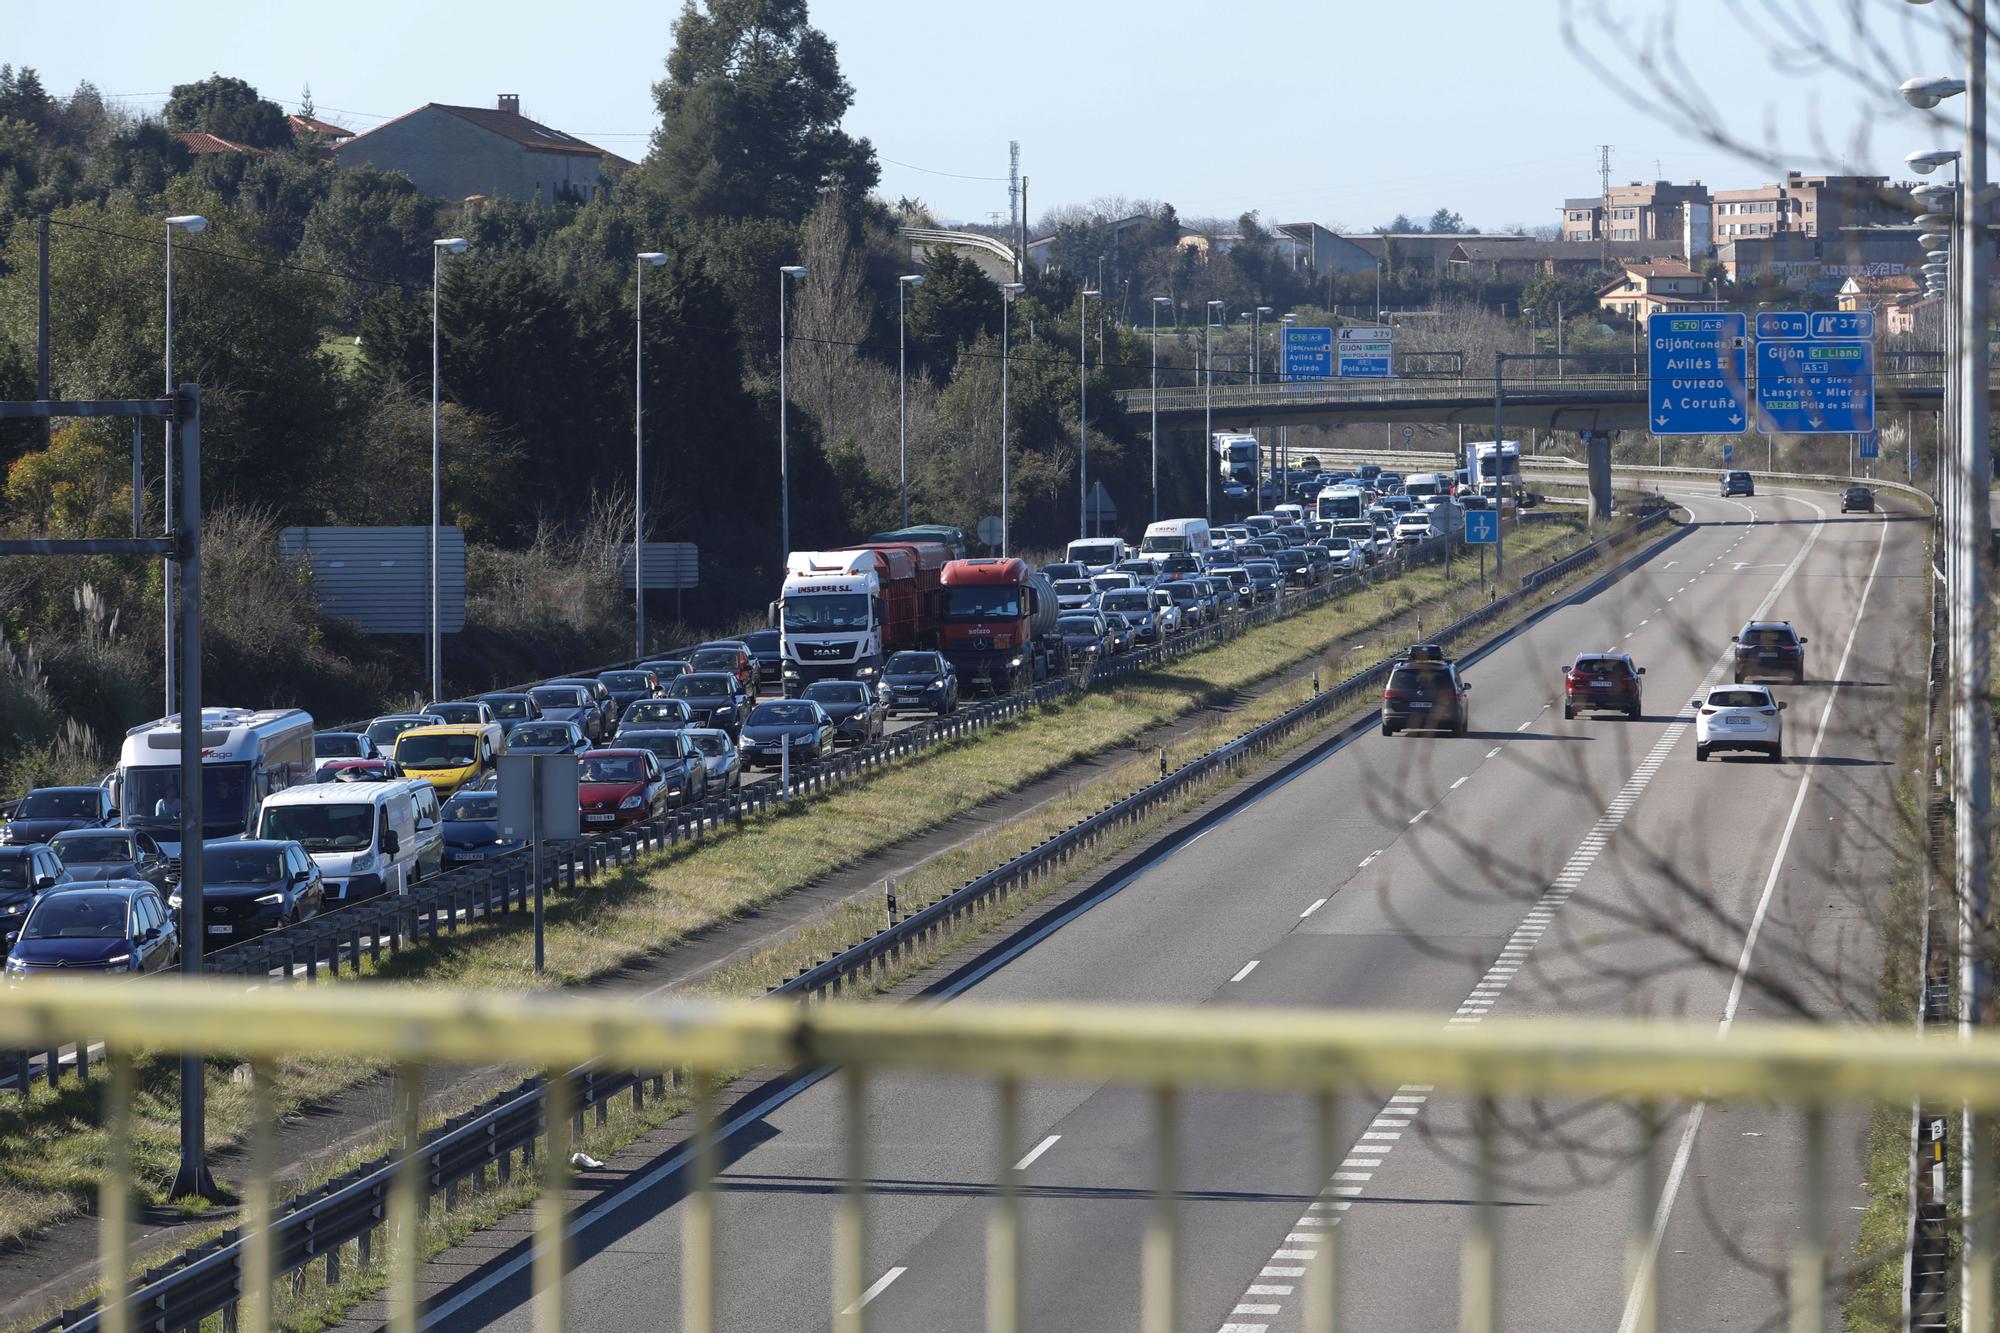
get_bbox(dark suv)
[1732,621,1807,683]
[1720,470,1755,497]
[1381,645,1472,736]
[1841,485,1875,513]
[1563,653,1645,719]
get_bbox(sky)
[13,0,1979,232]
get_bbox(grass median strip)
[0,517,1614,1254]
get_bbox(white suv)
[1692,684,1786,762]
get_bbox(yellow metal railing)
[9,978,1998,1332]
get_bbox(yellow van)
[392,723,504,798]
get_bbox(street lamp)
[1279,313,1296,482]
[897,273,924,526]
[1252,306,1272,385]
[633,251,669,657]
[1150,296,1173,523]
[162,214,205,715]
[429,236,468,704]
[778,264,807,569]
[1078,287,1100,539]
[1907,147,1963,174]
[1001,282,1025,556]
[1900,74,1969,108]
[1204,299,1224,521]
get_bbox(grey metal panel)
[278,526,466,634]
[619,542,699,591]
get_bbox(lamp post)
[1279,312,1296,483]
[779,265,807,569]
[1252,306,1271,386]
[897,273,924,527]
[633,251,669,657]
[1150,296,1172,523]
[162,214,205,715]
[1078,287,1100,539]
[1001,283,1024,556]
[429,237,468,704]
[1204,300,1224,521]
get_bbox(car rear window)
[1390,665,1452,693]
[1572,659,1629,677]
[1746,628,1796,648]
[1708,690,1771,709]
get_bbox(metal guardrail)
[17,509,1665,1333]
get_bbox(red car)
[577,749,669,829]
[1563,653,1645,719]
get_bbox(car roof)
[1572,652,1632,663]
[395,724,487,738]
[50,827,131,840]
[39,879,152,898]
[28,785,102,795]
[209,839,296,850]
[1741,620,1795,630]
[582,748,648,759]
[1709,683,1774,698]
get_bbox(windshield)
[204,846,284,882]
[624,700,689,723]
[580,755,646,784]
[17,790,99,819]
[365,717,432,750]
[749,703,817,726]
[486,697,533,719]
[122,763,251,833]
[444,794,499,822]
[625,732,687,759]
[428,704,480,723]
[670,674,733,698]
[601,672,651,691]
[395,734,478,767]
[885,653,943,674]
[1246,563,1278,578]
[643,662,690,679]
[745,631,780,652]
[55,835,132,863]
[688,649,741,672]
[511,724,573,748]
[1708,690,1771,709]
[805,684,866,704]
[1141,536,1188,554]
[1070,542,1120,565]
[23,893,127,940]
[1057,617,1101,633]
[1102,591,1149,613]
[529,687,586,709]
[942,587,1022,620]
[260,802,375,852]
[1572,659,1630,677]
[314,734,364,758]
[686,732,728,757]
[1055,580,1093,597]
[0,859,29,891]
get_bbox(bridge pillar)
[1582,431,1615,522]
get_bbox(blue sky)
[13,0,1975,231]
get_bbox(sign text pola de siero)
[1647,312,1748,436]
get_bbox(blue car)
[5,881,180,976]
[440,790,525,867]
[170,839,325,950]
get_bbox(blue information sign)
[1858,429,1880,459]
[1280,326,1334,381]
[1723,443,1733,463]
[1755,335,1875,435]
[1812,311,1875,339]
[1464,509,1499,545]
[1648,312,1749,435]
[1754,311,1809,340]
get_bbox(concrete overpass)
[900,226,1021,287]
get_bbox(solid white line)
[844,1266,907,1313]
[1231,960,1260,983]
[1617,496,1883,1333]
[1301,897,1327,917]
[1013,1134,1060,1170]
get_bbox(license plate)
[586,813,616,823]
[207,924,234,935]
[1589,681,1610,689]
[1408,701,1433,710]
[1722,717,1749,726]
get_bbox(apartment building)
[1595,259,1724,319]
[1565,172,1916,248]
[1560,181,1711,244]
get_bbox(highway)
[365,480,1923,1332]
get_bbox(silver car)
[683,727,743,791]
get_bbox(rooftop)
[338,100,614,158]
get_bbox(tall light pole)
[162,214,205,716]
[1001,282,1025,556]
[1204,300,1224,521]
[1078,287,1100,539]
[779,265,807,569]
[897,273,924,527]
[1150,296,1172,523]
[429,237,467,705]
[1252,305,1271,386]
[633,251,669,657]
[1280,312,1296,484]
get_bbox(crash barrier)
[17,509,1673,1332]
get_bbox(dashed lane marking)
[843,1266,906,1313]
[1231,960,1260,983]
[1358,849,1381,868]
[1013,1135,1059,1170]
[1300,898,1327,918]
[1450,776,1468,789]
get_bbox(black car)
[614,729,709,806]
[690,643,760,696]
[597,669,661,719]
[1056,613,1114,660]
[800,680,889,746]
[0,844,68,947]
[617,698,696,735]
[547,677,617,739]
[637,658,693,685]
[879,651,959,716]
[1273,548,1315,587]
[1381,645,1472,736]
[1160,580,1208,627]
[528,685,602,742]
[439,790,525,868]
[737,700,836,766]
[1732,621,1808,683]
[1,785,117,846]
[478,692,544,736]
[313,731,379,762]
[1243,561,1282,603]
[1156,554,1203,583]
[1040,562,1087,584]
[505,720,591,755]
[173,839,324,949]
[743,629,784,684]
[667,672,752,736]
[48,829,174,892]
[4,881,179,976]
[1841,485,1875,513]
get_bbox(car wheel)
[1770,746,1784,762]
[1562,704,1575,720]
[1381,720,1397,737]
[1627,704,1641,719]
[1695,743,1709,762]
[1732,671,1743,684]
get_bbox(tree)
[907,248,1000,377]
[164,75,291,149]
[297,167,439,323]
[1427,207,1468,234]
[0,67,54,128]
[637,0,879,223]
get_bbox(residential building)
[171,131,266,157]
[1836,272,1921,313]
[1594,259,1724,319]
[1717,224,1930,286]
[1449,239,1680,282]
[1025,214,1157,273]
[333,94,626,205]
[1338,233,1534,278]
[1560,181,1712,245]
[287,114,354,145]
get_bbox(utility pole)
[36,216,49,446]
[1597,144,1614,273]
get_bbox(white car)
[1319,538,1367,572]
[1692,684,1786,762]
[1394,515,1438,546]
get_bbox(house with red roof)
[332,94,626,205]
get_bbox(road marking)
[1013,1135,1060,1170]
[1639,619,1648,626]
[1300,898,1327,918]
[1486,746,1502,758]
[1515,719,1532,732]
[1408,810,1427,824]
[1231,960,1260,983]
[1450,776,1468,789]
[1358,850,1380,868]
[843,1266,906,1313]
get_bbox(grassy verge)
[0,517,1614,1249]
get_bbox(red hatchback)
[577,749,669,829]
[1563,653,1645,719]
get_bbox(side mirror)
[106,807,120,819]
[1690,699,1703,710]
[1637,667,1647,675]
[33,875,56,891]
[1729,635,1739,643]
[1798,637,1808,644]
[1778,702,1789,711]
[381,830,401,856]
[142,926,160,942]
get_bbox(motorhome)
[117,708,316,857]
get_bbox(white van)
[1402,472,1453,501]
[1065,537,1128,573]
[255,779,443,903]
[1139,519,1213,559]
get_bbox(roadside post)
[500,752,580,975]
[781,733,792,799]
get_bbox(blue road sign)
[1755,335,1875,434]
[1648,312,1749,435]
[1723,443,1734,463]
[1858,429,1880,459]
[1464,509,1499,545]
[1755,311,1809,340]
[1338,325,1394,378]
[1280,326,1334,381]
[1812,310,1875,339]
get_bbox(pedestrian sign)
[1464,509,1499,545]
[1338,325,1394,378]
[1648,312,1748,436]
[1280,326,1334,381]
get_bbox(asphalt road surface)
[388,480,1924,1332]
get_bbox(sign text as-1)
[1337,325,1393,379]
[1647,312,1748,435]
[1280,326,1334,381]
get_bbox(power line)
[880,155,1009,182]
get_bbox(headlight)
[619,794,645,810]
[103,953,132,968]
[167,893,182,910]
[1008,656,1025,668]
[0,828,14,844]
[254,892,285,906]
[350,852,375,874]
